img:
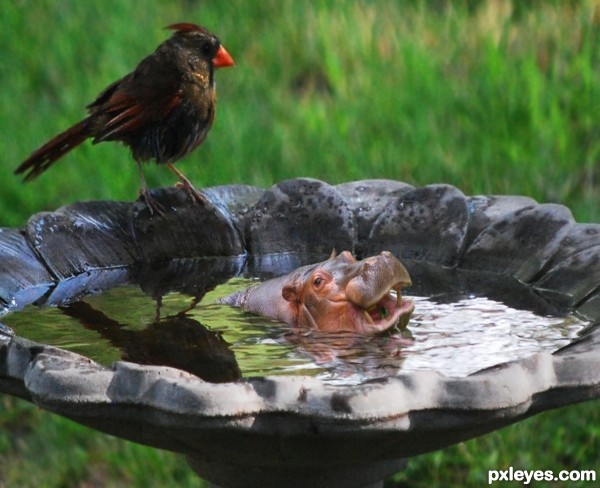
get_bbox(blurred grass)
[0,0,599,486]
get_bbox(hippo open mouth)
[343,251,415,334]
[350,284,415,334]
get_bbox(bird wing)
[87,53,184,142]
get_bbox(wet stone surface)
[335,179,413,256]
[366,184,470,267]
[201,184,266,236]
[461,203,576,282]
[0,228,54,311]
[26,201,138,279]
[131,187,246,261]
[533,224,600,307]
[248,178,357,255]
[465,195,537,249]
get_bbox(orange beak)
[213,45,235,68]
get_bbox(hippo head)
[281,251,415,334]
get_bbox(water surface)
[3,276,588,385]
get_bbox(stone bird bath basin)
[1,178,599,487]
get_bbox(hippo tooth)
[363,310,375,324]
[394,287,403,307]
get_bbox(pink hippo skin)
[221,251,415,335]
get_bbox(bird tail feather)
[15,120,90,181]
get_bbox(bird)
[15,22,235,213]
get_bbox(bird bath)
[1,178,599,488]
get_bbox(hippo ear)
[282,282,300,303]
[329,248,337,259]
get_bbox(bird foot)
[139,188,166,216]
[175,180,210,206]
[166,163,210,206]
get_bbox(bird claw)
[139,188,166,216]
[175,180,210,206]
[166,163,210,206]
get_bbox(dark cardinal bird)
[15,23,234,212]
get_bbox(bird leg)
[136,160,165,216]
[167,163,209,205]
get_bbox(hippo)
[221,251,415,335]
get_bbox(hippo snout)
[346,253,411,308]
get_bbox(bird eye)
[200,40,216,57]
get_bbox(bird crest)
[166,23,207,34]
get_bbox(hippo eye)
[313,276,325,289]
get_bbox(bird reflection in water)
[60,300,241,383]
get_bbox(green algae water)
[3,276,589,385]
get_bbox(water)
[2,276,589,385]
[402,295,586,376]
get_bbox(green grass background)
[1,0,599,486]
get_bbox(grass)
[0,0,599,486]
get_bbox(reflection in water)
[60,301,241,383]
[285,328,413,385]
[2,257,592,386]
